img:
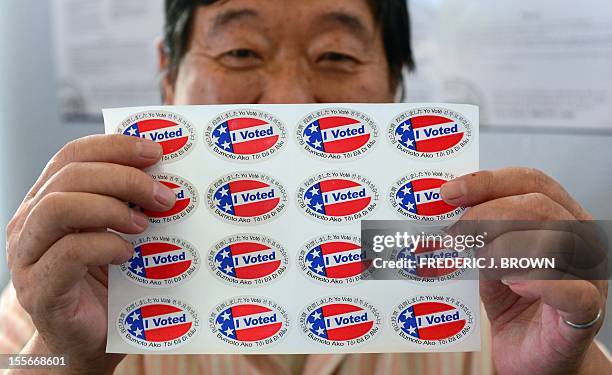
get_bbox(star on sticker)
[407,325,416,335]
[217,125,227,134]
[313,203,323,212]
[401,186,412,196]
[309,186,319,196]
[312,311,322,320]
[221,311,231,321]
[224,327,234,337]
[125,323,132,331]
[404,202,415,211]
[403,310,413,320]
[215,322,223,331]
[224,265,233,274]
[218,187,229,197]
[211,135,220,145]
[403,137,414,147]
[303,196,311,206]
[133,265,144,275]
[130,312,140,321]
[307,321,314,331]
[214,260,222,269]
[127,127,137,136]
[213,198,221,207]
[223,203,233,212]
[133,327,143,337]
[312,140,322,149]
[303,135,310,143]
[310,249,321,258]
[308,123,318,134]
[304,259,313,268]
[395,196,405,205]
[220,249,230,259]
[316,327,325,336]
[314,265,324,274]
[400,122,411,133]
[221,141,231,150]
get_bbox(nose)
[258,62,316,104]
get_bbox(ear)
[157,37,175,104]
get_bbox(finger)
[440,168,591,220]
[460,193,576,221]
[29,232,133,311]
[16,192,148,266]
[35,162,176,211]
[502,280,604,337]
[27,135,162,200]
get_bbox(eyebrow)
[211,8,259,32]
[318,11,370,37]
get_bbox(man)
[1,0,609,374]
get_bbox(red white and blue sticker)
[391,295,474,347]
[210,296,289,349]
[297,171,379,223]
[208,234,288,287]
[117,296,199,351]
[389,170,465,221]
[389,234,472,284]
[299,296,381,347]
[205,109,287,162]
[206,171,288,225]
[119,235,200,288]
[298,234,373,286]
[296,108,378,160]
[118,110,196,163]
[388,107,473,160]
[145,173,199,224]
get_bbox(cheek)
[313,69,394,103]
[173,62,263,104]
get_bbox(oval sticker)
[208,234,288,287]
[210,296,289,348]
[117,296,199,351]
[298,234,373,285]
[300,296,381,347]
[144,173,199,224]
[391,295,475,347]
[205,109,287,162]
[120,235,200,288]
[388,107,473,159]
[206,171,288,225]
[118,110,196,163]
[296,108,378,160]
[389,170,465,221]
[297,171,379,224]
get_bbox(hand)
[441,167,609,375]
[6,135,176,375]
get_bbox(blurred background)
[0,0,611,347]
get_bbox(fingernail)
[154,182,176,208]
[501,275,522,286]
[131,210,149,231]
[137,141,162,159]
[440,180,466,202]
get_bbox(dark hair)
[163,0,414,87]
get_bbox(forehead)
[194,0,377,35]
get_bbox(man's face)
[162,0,395,104]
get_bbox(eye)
[317,52,358,63]
[218,48,263,69]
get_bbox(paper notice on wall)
[51,0,164,122]
[103,103,480,354]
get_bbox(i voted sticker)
[145,173,199,224]
[298,234,373,286]
[205,109,287,162]
[296,108,378,160]
[389,170,465,221]
[300,296,381,347]
[297,171,379,224]
[120,235,200,288]
[391,295,474,348]
[208,234,288,287]
[206,171,288,225]
[388,107,473,160]
[210,296,289,349]
[118,110,196,163]
[117,296,199,351]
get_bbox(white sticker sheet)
[103,103,481,354]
